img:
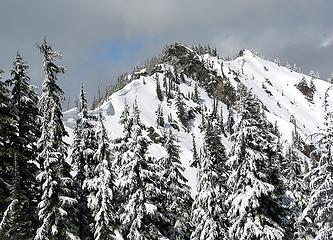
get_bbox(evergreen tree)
[156,79,163,102]
[277,116,309,239]
[119,100,132,140]
[0,68,18,236]
[226,107,235,135]
[118,101,167,239]
[191,134,199,167]
[290,115,304,151]
[160,129,192,240]
[283,144,310,240]
[309,70,316,79]
[226,88,284,240]
[310,78,316,94]
[191,118,229,240]
[210,98,218,119]
[35,39,79,240]
[155,103,165,127]
[163,74,167,90]
[168,75,173,99]
[192,82,200,103]
[297,76,314,102]
[217,107,225,136]
[297,76,308,91]
[174,67,179,84]
[0,53,40,239]
[176,89,188,129]
[300,104,333,239]
[84,112,118,240]
[115,100,133,168]
[72,84,97,240]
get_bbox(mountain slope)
[63,43,333,195]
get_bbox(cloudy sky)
[0,0,332,107]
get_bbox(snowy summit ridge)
[63,42,332,193]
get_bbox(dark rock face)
[162,43,236,106]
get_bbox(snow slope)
[63,46,333,195]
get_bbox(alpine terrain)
[1,41,333,240]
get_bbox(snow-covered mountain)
[63,43,333,194]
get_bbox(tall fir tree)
[35,39,79,240]
[283,144,310,240]
[277,116,310,239]
[156,78,163,102]
[226,87,284,240]
[226,107,235,135]
[176,89,188,129]
[72,84,97,240]
[119,100,132,140]
[160,129,193,240]
[118,101,168,239]
[191,118,229,240]
[191,134,199,167]
[217,107,226,136]
[84,112,119,240]
[192,82,200,104]
[114,100,133,168]
[155,103,165,128]
[0,53,40,239]
[290,115,304,151]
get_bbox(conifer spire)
[35,38,79,240]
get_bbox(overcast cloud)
[0,0,332,107]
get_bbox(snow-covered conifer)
[0,53,40,239]
[35,39,79,240]
[226,107,235,134]
[301,96,333,239]
[118,100,167,239]
[176,89,188,128]
[192,83,200,103]
[0,67,18,236]
[309,70,316,79]
[119,100,132,140]
[283,144,311,240]
[191,118,229,240]
[310,78,316,93]
[155,103,165,127]
[156,78,163,101]
[72,84,97,240]
[191,134,199,167]
[217,107,226,136]
[160,129,193,239]
[227,88,284,240]
[84,112,118,240]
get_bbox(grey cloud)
[0,0,332,105]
